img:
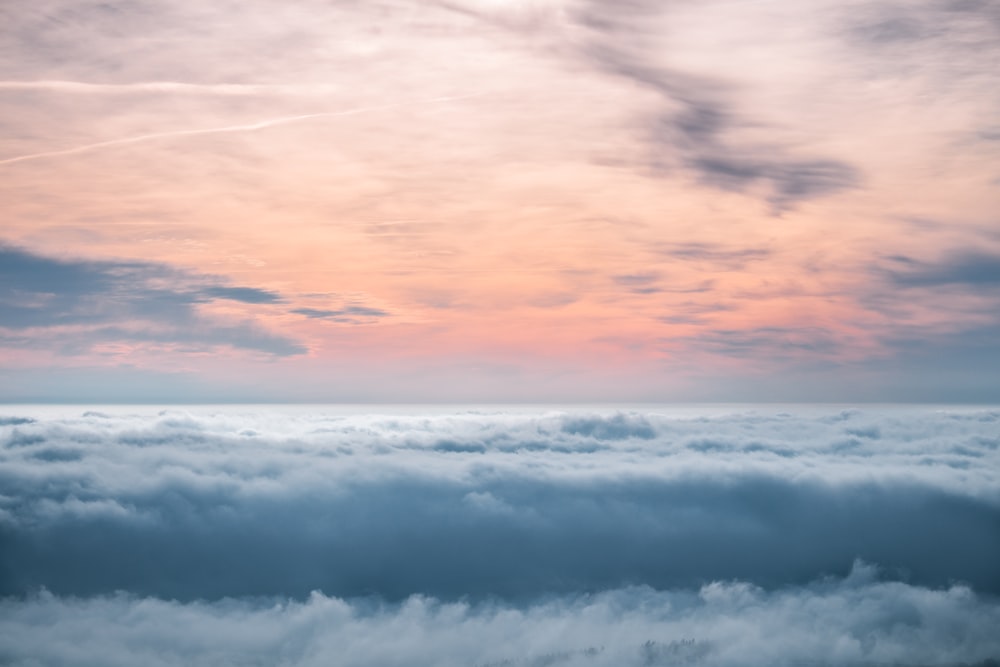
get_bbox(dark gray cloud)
[0,244,304,355]
[688,155,859,209]
[574,1,861,210]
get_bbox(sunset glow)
[2,0,998,401]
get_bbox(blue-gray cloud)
[293,305,389,321]
[886,250,1000,287]
[200,286,284,304]
[0,244,304,355]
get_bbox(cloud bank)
[1,406,998,600]
[1,405,998,664]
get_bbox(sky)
[1,0,999,402]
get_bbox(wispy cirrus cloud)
[0,94,484,167]
[657,242,771,267]
[0,80,344,95]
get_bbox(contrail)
[0,80,342,95]
[0,93,484,167]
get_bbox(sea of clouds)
[1,405,998,666]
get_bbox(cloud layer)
[2,406,998,601]
[1,405,998,664]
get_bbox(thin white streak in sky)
[0,80,342,95]
[0,93,484,167]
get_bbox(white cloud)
[1,567,998,667]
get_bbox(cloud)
[2,406,998,664]
[608,273,662,295]
[655,300,734,325]
[611,272,664,294]
[687,155,859,210]
[0,95,486,167]
[846,0,1000,51]
[293,305,390,322]
[612,272,660,287]
[0,80,344,95]
[0,0,396,84]
[0,244,304,355]
[886,250,1000,287]
[1,406,998,603]
[425,0,862,211]
[572,0,861,210]
[656,243,771,269]
[200,286,284,304]
[0,565,998,667]
[684,326,843,359]
[559,412,656,440]
[0,416,35,426]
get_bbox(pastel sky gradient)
[1,0,999,402]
